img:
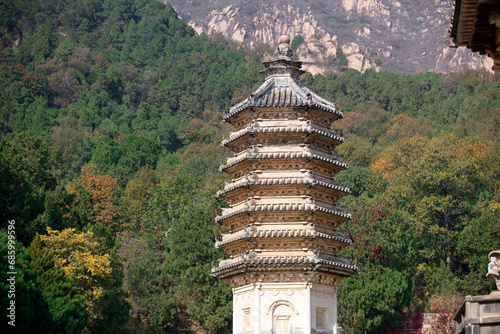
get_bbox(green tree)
[336,46,348,71]
[372,135,494,270]
[0,230,38,333]
[339,266,413,333]
[456,209,500,294]
[126,170,231,333]
[338,198,417,333]
[291,34,304,50]
[0,132,56,245]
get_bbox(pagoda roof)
[215,228,352,248]
[211,255,357,279]
[224,76,341,121]
[216,175,350,198]
[223,36,342,120]
[215,202,351,223]
[221,123,343,148]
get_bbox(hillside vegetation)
[0,0,499,333]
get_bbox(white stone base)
[233,282,340,334]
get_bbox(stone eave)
[215,229,352,248]
[220,124,344,149]
[211,256,357,279]
[219,152,348,173]
[215,203,351,224]
[216,176,351,198]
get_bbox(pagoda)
[212,36,356,334]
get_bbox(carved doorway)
[274,316,290,334]
[273,304,292,334]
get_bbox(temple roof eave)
[211,257,357,279]
[219,153,348,173]
[214,205,352,224]
[223,75,342,122]
[220,126,344,149]
[448,0,499,60]
[215,231,353,249]
[216,177,351,198]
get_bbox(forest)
[0,0,499,333]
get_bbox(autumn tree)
[0,230,88,333]
[65,167,120,231]
[378,113,431,145]
[121,167,157,231]
[39,227,129,332]
[372,134,498,299]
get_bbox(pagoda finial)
[259,35,303,78]
[276,35,293,58]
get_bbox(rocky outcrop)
[342,0,392,17]
[184,4,377,74]
[434,45,494,72]
[166,0,491,74]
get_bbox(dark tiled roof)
[224,75,342,120]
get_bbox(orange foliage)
[178,117,219,145]
[371,135,428,177]
[67,169,119,226]
[371,156,396,178]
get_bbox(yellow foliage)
[416,262,431,273]
[427,293,463,313]
[371,135,427,177]
[40,227,112,321]
[371,155,395,178]
[489,202,500,212]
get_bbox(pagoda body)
[212,36,356,334]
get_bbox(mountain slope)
[165,0,492,74]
